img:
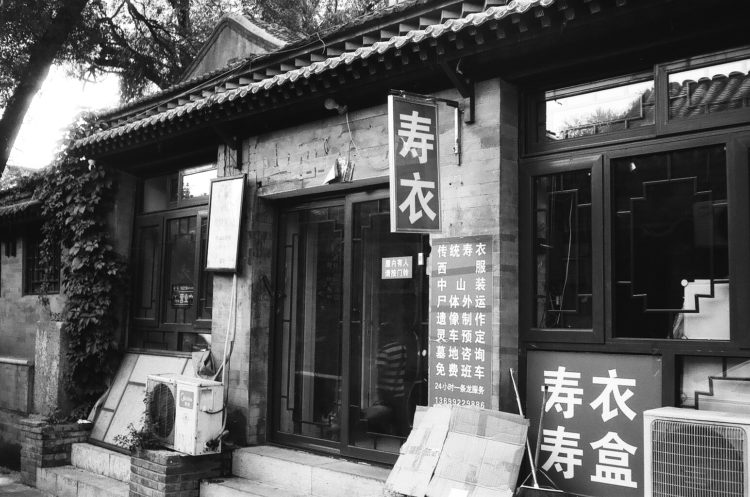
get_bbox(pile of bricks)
[130,449,231,497]
[19,416,91,485]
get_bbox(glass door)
[272,191,427,462]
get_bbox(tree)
[0,0,377,176]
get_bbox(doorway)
[271,190,428,463]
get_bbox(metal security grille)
[651,418,746,497]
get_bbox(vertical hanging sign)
[429,235,493,409]
[388,94,441,233]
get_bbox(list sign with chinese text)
[388,95,441,233]
[429,236,492,409]
[526,351,662,497]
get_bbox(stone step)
[232,446,389,497]
[70,442,131,482]
[201,477,308,497]
[36,466,129,497]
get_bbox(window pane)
[668,58,750,119]
[612,146,729,339]
[533,170,592,329]
[680,356,750,410]
[162,216,197,325]
[543,80,654,142]
[181,167,215,199]
[142,176,170,213]
[275,207,345,442]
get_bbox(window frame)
[129,168,215,352]
[656,46,750,135]
[23,229,60,296]
[524,72,656,155]
[519,154,605,344]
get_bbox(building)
[3,0,750,494]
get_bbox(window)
[129,166,216,352]
[659,47,750,132]
[522,138,749,345]
[520,156,603,343]
[612,146,729,340]
[526,46,750,153]
[24,231,60,295]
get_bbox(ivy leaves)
[36,117,127,408]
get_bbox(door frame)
[270,188,417,465]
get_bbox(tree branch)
[0,0,90,173]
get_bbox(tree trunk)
[0,0,90,175]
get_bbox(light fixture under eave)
[324,97,348,114]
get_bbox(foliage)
[0,165,35,192]
[114,421,162,452]
[248,0,380,38]
[35,112,128,407]
[113,389,161,452]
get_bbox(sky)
[8,65,121,169]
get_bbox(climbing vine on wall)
[36,113,128,407]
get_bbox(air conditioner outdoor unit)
[644,406,749,497]
[146,373,224,456]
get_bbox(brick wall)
[19,417,91,486]
[0,234,65,358]
[129,449,229,497]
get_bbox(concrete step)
[36,466,129,497]
[70,442,131,482]
[232,446,390,497]
[201,477,308,497]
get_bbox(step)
[71,442,131,482]
[232,446,390,497]
[36,466,129,497]
[201,476,308,497]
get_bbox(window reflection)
[544,80,654,141]
[613,146,729,339]
[668,58,750,119]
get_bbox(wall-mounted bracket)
[212,125,242,170]
[439,60,475,124]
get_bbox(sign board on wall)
[388,95,441,233]
[525,351,662,496]
[429,235,493,409]
[381,256,412,279]
[206,175,246,272]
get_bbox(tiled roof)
[0,199,41,223]
[75,0,555,151]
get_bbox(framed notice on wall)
[206,175,246,272]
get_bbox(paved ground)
[0,468,44,497]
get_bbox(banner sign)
[525,351,662,497]
[206,175,246,272]
[429,235,492,409]
[388,95,441,233]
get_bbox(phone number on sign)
[433,397,485,408]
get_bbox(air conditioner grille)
[651,418,745,497]
[149,383,176,439]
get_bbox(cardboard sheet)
[385,405,528,497]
